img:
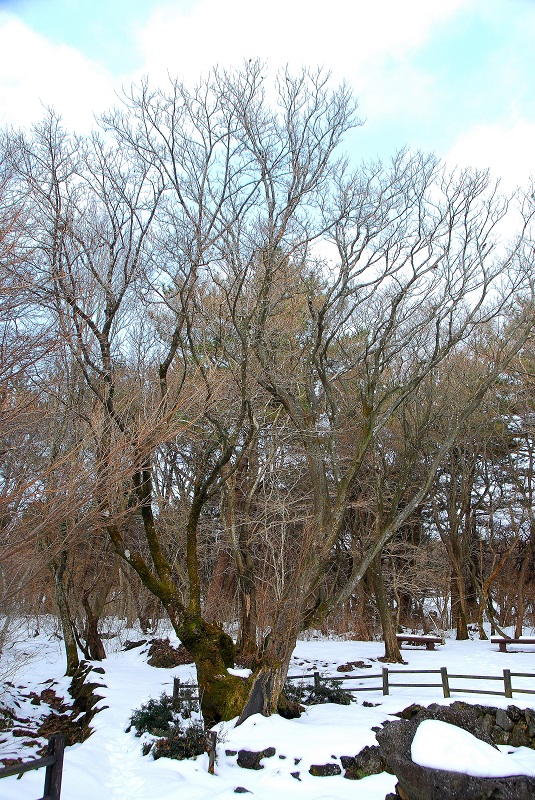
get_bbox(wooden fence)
[174,669,535,705]
[0,734,65,800]
[286,668,535,700]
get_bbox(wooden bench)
[395,634,442,650]
[491,637,535,653]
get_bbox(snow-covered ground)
[2,623,535,800]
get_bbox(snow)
[227,667,252,678]
[411,719,535,778]
[2,625,535,800]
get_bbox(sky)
[0,0,534,190]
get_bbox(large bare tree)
[5,65,534,724]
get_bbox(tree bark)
[165,601,249,726]
[368,553,404,662]
[451,570,469,640]
[82,593,107,661]
[52,550,79,677]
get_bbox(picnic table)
[491,637,535,653]
[395,634,442,650]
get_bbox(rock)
[226,749,238,756]
[394,702,496,746]
[237,747,276,769]
[479,713,494,737]
[492,725,510,746]
[290,771,301,780]
[525,709,535,738]
[495,709,514,732]
[376,716,535,800]
[395,703,424,720]
[234,788,252,794]
[336,660,371,672]
[309,763,342,776]
[510,722,530,748]
[341,745,389,779]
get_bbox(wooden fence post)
[382,667,389,696]
[42,735,65,800]
[440,667,450,698]
[503,669,513,699]
[206,730,217,775]
[173,677,180,710]
[314,671,321,691]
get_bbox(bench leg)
[426,643,435,650]
[499,643,507,653]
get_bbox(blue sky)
[0,0,534,188]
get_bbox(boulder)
[376,716,535,800]
[341,745,389,779]
[309,762,342,776]
[237,746,276,769]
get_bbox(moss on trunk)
[166,604,249,725]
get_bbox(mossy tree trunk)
[106,467,251,727]
[165,602,249,725]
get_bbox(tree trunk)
[515,531,534,638]
[82,594,107,661]
[237,600,300,724]
[52,551,79,677]
[235,570,259,663]
[368,553,404,662]
[165,601,249,726]
[451,570,469,639]
[204,547,235,628]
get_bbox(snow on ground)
[2,623,535,800]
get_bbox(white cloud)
[446,121,535,191]
[136,0,469,87]
[0,13,118,131]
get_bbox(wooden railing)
[0,734,65,800]
[286,668,535,700]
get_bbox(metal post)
[314,671,321,690]
[382,667,389,696]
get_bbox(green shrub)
[174,686,199,719]
[128,692,207,762]
[152,720,206,761]
[284,676,354,706]
[127,693,175,737]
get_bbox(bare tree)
[5,66,534,725]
